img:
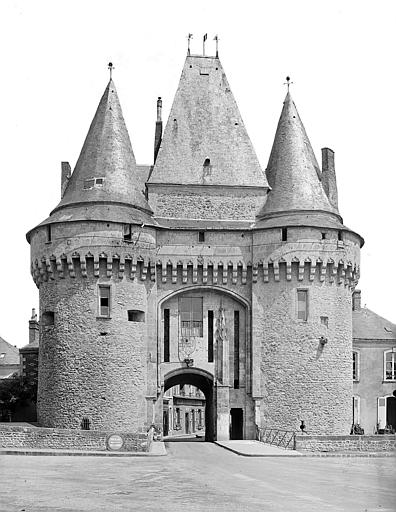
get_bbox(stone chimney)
[154,97,163,163]
[352,290,361,311]
[61,161,71,198]
[29,308,39,345]
[321,148,339,211]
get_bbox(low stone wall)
[295,434,396,452]
[0,424,150,452]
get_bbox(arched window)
[384,349,396,381]
[203,158,211,167]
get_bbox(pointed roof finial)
[108,62,114,80]
[284,76,293,92]
[187,33,193,56]
[214,35,219,58]
[203,33,207,57]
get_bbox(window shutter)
[378,397,386,429]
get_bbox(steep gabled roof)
[53,80,152,216]
[148,55,267,188]
[0,336,20,365]
[257,92,340,222]
[353,308,396,341]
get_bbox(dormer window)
[84,177,105,190]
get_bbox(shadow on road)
[163,434,205,443]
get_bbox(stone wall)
[295,434,396,452]
[253,268,353,435]
[149,185,266,220]
[0,424,149,452]
[37,274,150,431]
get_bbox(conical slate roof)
[148,55,267,187]
[53,79,152,215]
[257,92,340,222]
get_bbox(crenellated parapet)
[31,250,359,289]
[31,251,156,286]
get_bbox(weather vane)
[284,76,293,92]
[187,33,193,56]
[108,62,115,80]
[214,35,219,58]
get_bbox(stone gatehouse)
[27,49,363,441]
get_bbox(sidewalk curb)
[0,442,168,457]
[214,442,396,458]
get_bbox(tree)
[0,374,37,420]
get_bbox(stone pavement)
[1,440,395,511]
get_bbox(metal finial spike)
[187,33,193,55]
[108,62,114,80]
[203,33,207,57]
[283,76,294,92]
[214,35,219,57]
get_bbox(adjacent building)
[0,337,20,379]
[352,291,396,434]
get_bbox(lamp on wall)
[319,336,328,346]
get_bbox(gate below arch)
[164,368,215,442]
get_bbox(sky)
[0,0,395,347]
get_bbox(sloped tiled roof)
[52,80,152,216]
[0,336,20,365]
[257,92,341,222]
[353,308,396,341]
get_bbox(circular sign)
[107,434,124,451]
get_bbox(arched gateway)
[157,286,254,441]
[164,368,214,441]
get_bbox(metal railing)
[256,426,296,450]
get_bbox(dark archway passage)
[164,368,214,442]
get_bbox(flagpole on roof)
[203,33,207,57]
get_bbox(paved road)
[1,440,395,511]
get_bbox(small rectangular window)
[95,178,104,186]
[127,310,145,322]
[320,316,328,328]
[321,232,326,240]
[42,311,55,326]
[297,290,308,321]
[83,178,95,189]
[99,286,110,317]
[198,231,205,243]
[281,228,287,241]
[179,297,203,337]
[46,225,52,242]
[123,224,132,241]
[384,350,396,380]
[338,230,343,241]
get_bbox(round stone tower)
[27,79,157,431]
[252,92,363,435]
